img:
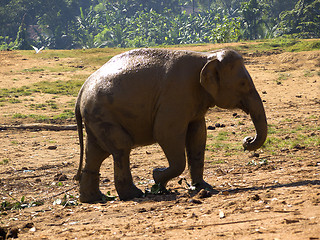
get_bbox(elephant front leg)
[186,119,214,192]
[153,137,187,188]
[113,150,144,200]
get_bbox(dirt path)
[0,46,319,239]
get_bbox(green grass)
[32,80,84,96]
[262,124,320,152]
[22,67,45,72]
[0,80,84,104]
[206,131,241,154]
[0,159,9,165]
[19,47,126,67]
[13,109,75,122]
[53,109,75,120]
[233,38,320,53]
[13,113,49,122]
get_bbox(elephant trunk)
[242,90,268,151]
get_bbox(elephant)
[74,48,267,202]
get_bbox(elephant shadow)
[125,179,320,203]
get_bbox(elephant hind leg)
[113,149,144,200]
[91,122,143,200]
[79,132,110,203]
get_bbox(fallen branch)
[0,123,78,131]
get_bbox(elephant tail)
[74,97,84,182]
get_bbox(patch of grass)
[1,195,43,212]
[32,80,84,96]
[0,86,33,99]
[46,100,58,109]
[13,109,75,122]
[53,194,79,207]
[210,159,226,165]
[13,113,28,119]
[304,70,314,77]
[278,73,290,81]
[30,103,47,110]
[0,159,9,165]
[0,79,84,105]
[13,113,49,122]
[19,48,126,67]
[8,98,21,104]
[262,124,320,152]
[232,38,320,54]
[22,67,45,72]
[53,109,74,120]
[216,131,229,141]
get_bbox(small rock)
[197,189,212,199]
[24,222,34,229]
[48,145,57,150]
[138,208,147,213]
[215,123,221,128]
[280,148,289,152]
[262,91,267,94]
[232,113,238,117]
[250,194,261,201]
[250,152,260,158]
[102,178,110,183]
[207,126,215,130]
[293,144,305,150]
[284,218,300,224]
[219,210,225,218]
[54,173,68,181]
[189,199,202,204]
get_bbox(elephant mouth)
[237,101,250,114]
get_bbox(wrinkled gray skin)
[74,48,267,202]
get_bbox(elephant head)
[200,49,267,151]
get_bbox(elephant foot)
[80,190,107,203]
[117,184,144,201]
[152,167,168,187]
[79,170,104,203]
[193,180,219,194]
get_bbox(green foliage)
[1,195,43,212]
[12,25,32,50]
[0,0,319,49]
[53,194,78,207]
[279,0,320,38]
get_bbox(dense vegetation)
[0,0,319,50]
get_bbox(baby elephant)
[74,48,267,202]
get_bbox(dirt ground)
[0,44,319,239]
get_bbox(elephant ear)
[200,59,220,99]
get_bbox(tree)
[240,0,265,39]
[279,0,320,38]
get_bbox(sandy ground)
[0,44,319,239]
